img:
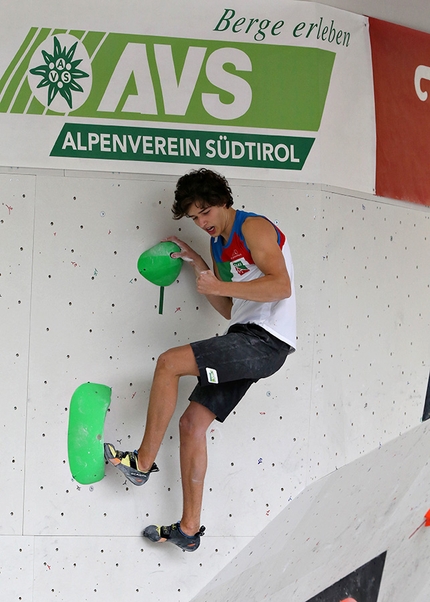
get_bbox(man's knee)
[179,403,215,440]
[155,349,176,373]
[155,345,199,378]
[179,412,202,440]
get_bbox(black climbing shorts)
[189,323,291,422]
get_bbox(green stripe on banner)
[0,27,38,94]
[0,27,52,112]
[51,123,315,170]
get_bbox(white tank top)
[211,210,296,352]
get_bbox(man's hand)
[196,270,223,296]
[164,236,212,278]
[164,236,203,267]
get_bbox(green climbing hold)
[67,382,111,485]
[137,241,183,287]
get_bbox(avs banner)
[0,0,374,192]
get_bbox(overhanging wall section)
[191,420,430,602]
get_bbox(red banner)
[370,17,430,206]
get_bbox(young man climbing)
[104,168,296,551]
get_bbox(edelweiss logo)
[233,259,250,275]
[28,34,92,113]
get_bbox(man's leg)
[179,401,215,535]
[152,400,215,542]
[137,344,200,472]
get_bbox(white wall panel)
[0,174,35,535]
[308,191,430,480]
[32,534,250,602]
[0,535,35,600]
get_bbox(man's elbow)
[280,276,291,299]
[281,285,291,300]
[218,298,232,320]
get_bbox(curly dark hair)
[172,168,233,219]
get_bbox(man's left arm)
[196,217,291,302]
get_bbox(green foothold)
[137,241,183,287]
[67,382,112,485]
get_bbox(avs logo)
[0,27,334,169]
[1,27,334,130]
[233,259,250,275]
[28,34,92,112]
[306,552,387,602]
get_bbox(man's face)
[186,201,226,238]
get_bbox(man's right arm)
[166,236,232,320]
[209,260,233,319]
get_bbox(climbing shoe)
[143,522,205,552]
[104,443,159,486]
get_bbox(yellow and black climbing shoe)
[104,443,159,486]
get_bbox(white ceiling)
[299,0,430,34]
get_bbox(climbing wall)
[191,420,430,602]
[0,169,429,601]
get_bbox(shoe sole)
[104,443,147,486]
[143,524,201,551]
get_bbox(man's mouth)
[206,226,216,235]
